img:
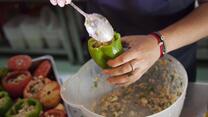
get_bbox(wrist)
[149,32,167,57]
[159,30,177,53]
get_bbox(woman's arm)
[104,1,208,86]
[161,1,208,53]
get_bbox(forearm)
[160,3,208,53]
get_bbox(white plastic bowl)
[61,55,188,117]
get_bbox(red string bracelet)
[149,32,167,57]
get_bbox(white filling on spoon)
[85,13,114,42]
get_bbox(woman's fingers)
[57,0,65,7]
[107,74,129,85]
[103,59,143,76]
[123,61,152,86]
[103,62,132,76]
[50,0,57,5]
[123,68,147,86]
[107,61,149,86]
[50,0,71,7]
[107,49,139,67]
[107,68,141,85]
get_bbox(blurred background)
[0,0,207,81]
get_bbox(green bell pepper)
[0,67,9,79]
[0,91,13,116]
[6,98,42,117]
[88,32,123,68]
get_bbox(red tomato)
[7,55,32,71]
[34,60,51,77]
[41,109,66,117]
[2,71,32,98]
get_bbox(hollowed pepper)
[2,71,32,98]
[6,98,42,117]
[0,91,13,116]
[88,32,123,68]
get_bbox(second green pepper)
[88,32,123,68]
[0,91,13,116]
[6,98,42,117]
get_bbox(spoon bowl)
[69,2,114,42]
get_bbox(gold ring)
[129,62,134,72]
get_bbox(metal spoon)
[70,2,114,42]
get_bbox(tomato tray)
[0,55,72,117]
[32,55,72,117]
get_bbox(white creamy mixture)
[85,13,114,42]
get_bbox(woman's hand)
[103,35,160,86]
[50,0,71,7]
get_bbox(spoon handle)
[70,2,88,18]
